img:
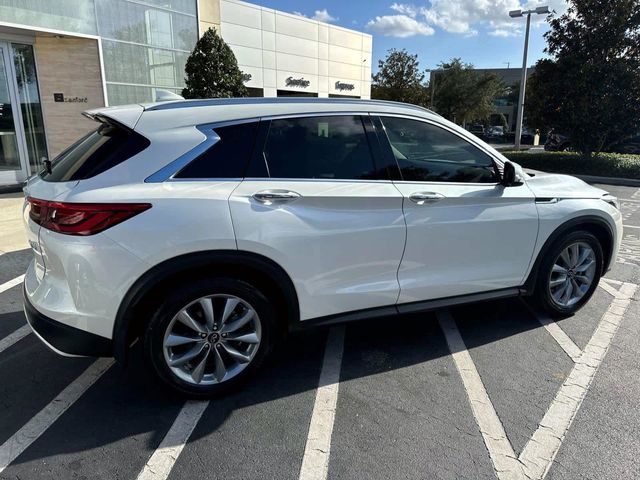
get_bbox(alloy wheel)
[162,294,262,386]
[548,241,597,308]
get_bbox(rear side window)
[380,116,498,183]
[174,122,259,179]
[43,122,150,182]
[262,115,378,180]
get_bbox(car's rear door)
[373,115,539,307]
[229,114,406,322]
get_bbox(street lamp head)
[535,6,550,14]
[509,9,523,17]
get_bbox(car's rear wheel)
[534,230,603,318]
[143,277,275,397]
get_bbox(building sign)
[53,93,88,103]
[335,81,355,92]
[242,73,252,83]
[285,77,311,88]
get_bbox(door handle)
[408,192,446,205]
[253,189,301,204]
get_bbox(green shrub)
[502,151,640,180]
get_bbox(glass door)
[0,42,28,185]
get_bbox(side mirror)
[501,161,521,187]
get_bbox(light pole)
[426,67,451,112]
[509,5,549,149]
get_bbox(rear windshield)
[42,121,150,182]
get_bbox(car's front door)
[375,115,539,305]
[230,114,406,321]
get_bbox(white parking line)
[0,274,24,295]
[536,314,582,362]
[437,310,527,479]
[0,325,31,355]
[441,280,638,480]
[298,326,345,480]
[136,400,210,480]
[624,224,640,229]
[0,358,113,473]
[599,279,626,298]
[520,300,582,362]
[519,282,638,479]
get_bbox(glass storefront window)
[102,40,188,88]
[95,0,197,51]
[12,43,47,173]
[106,83,182,105]
[0,46,20,172]
[0,0,97,35]
[96,0,197,105]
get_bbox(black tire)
[143,277,276,398]
[533,230,603,318]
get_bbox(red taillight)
[27,197,151,236]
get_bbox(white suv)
[22,98,622,396]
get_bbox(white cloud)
[390,3,418,17]
[489,28,522,37]
[381,0,567,36]
[311,8,338,23]
[366,14,435,37]
[293,9,338,23]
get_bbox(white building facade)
[0,0,372,188]
[213,0,372,99]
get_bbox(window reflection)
[12,43,47,174]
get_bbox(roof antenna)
[155,89,184,102]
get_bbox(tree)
[431,58,504,125]
[371,49,428,105]
[182,27,247,99]
[525,0,640,156]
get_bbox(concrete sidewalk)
[0,193,28,255]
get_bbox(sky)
[258,0,569,72]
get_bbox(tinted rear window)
[43,122,150,182]
[174,122,259,179]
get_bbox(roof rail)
[144,97,437,116]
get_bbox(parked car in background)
[22,98,623,397]
[466,123,485,135]
[609,134,640,155]
[485,126,505,142]
[545,131,640,154]
[545,129,572,151]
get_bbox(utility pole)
[510,6,549,149]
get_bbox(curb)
[0,183,24,195]
[523,169,640,188]
[573,175,640,187]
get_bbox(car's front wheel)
[534,230,603,318]
[143,277,275,397]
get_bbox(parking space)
[0,186,639,480]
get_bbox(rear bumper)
[23,286,113,357]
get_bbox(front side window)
[262,115,378,180]
[380,117,498,183]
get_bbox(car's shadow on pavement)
[4,296,582,472]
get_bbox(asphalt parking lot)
[0,184,639,480]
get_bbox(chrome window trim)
[144,110,506,184]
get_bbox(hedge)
[501,151,640,180]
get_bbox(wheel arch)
[523,215,614,294]
[113,250,300,364]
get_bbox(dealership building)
[0,0,373,188]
